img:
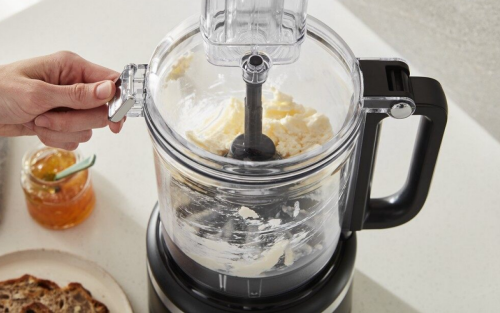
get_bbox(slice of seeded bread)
[59,283,108,313]
[0,275,109,313]
[0,275,59,312]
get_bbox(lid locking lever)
[108,64,148,122]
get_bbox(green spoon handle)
[54,154,96,181]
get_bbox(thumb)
[46,80,115,110]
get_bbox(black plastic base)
[148,279,353,313]
[147,204,356,313]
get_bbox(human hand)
[0,51,124,150]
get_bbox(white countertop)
[1,1,499,312]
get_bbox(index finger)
[53,51,120,84]
[22,51,120,85]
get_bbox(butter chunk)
[186,97,244,156]
[186,88,333,158]
[165,52,194,82]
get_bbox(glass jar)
[20,146,95,230]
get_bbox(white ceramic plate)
[0,249,132,312]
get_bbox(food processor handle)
[350,60,448,230]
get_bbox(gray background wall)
[339,0,500,141]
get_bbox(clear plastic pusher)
[201,0,309,66]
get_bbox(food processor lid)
[141,14,363,178]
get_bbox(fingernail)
[35,115,50,128]
[96,81,113,100]
[23,121,35,130]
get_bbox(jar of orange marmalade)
[21,146,96,229]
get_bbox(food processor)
[108,1,447,312]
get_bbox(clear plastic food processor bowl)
[144,15,363,297]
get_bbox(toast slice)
[0,275,109,313]
[59,283,109,313]
[0,275,59,312]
